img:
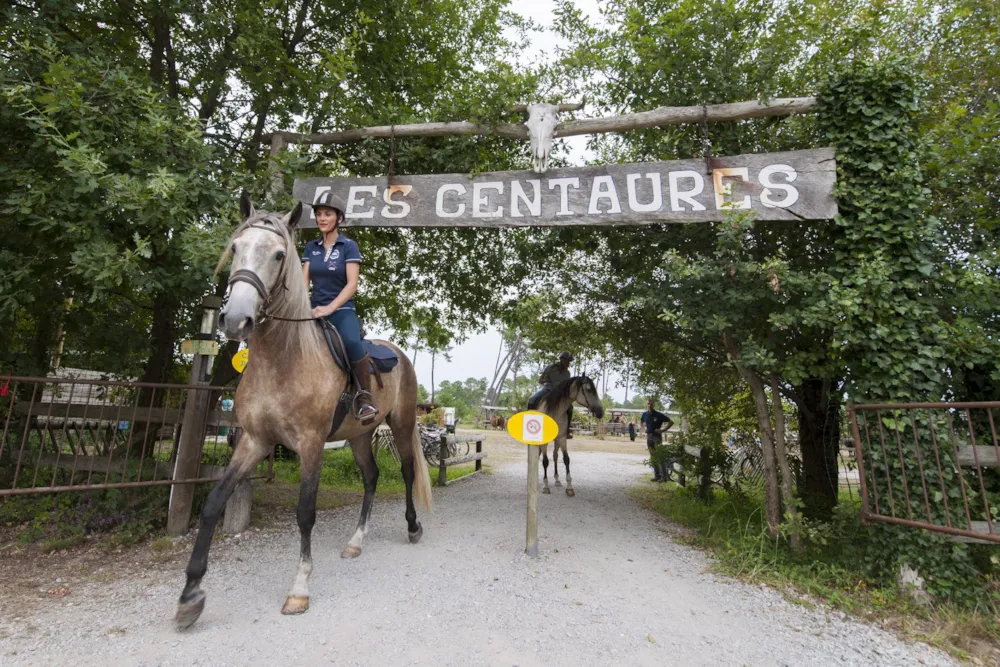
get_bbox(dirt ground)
[0,435,954,666]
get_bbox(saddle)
[316,320,399,439]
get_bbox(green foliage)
[270,447,406,493]
[434,377,487,422]
[0,487,174,548]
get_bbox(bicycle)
[419,424,469,465]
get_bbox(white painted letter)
[510,180,541,218]
[588,175,622,214]
[310,186,331,219]
[758,164,799,208]
[669,171,706,212]
[472,182,504,218]
[626,173,663,213]
[436,184,466,218]
[346,186,377,219]
[548,177,580,216]
[713,168,751,210]
[381,185,412,219]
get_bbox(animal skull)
[525,103,560,174]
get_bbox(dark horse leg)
[563,445,575,497]
[541,443,551,494]
[387,415,423,542]
[281,441,322,615]
[342,430,378,558]
[553,440,562,487]
[176,434,270,629]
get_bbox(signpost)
[292,148,836,229]
[507,411,559,557]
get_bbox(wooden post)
[167,296,220,535]
[526,445,539,557]
[438,434,448,487]
[698,446,712,502]
[223,479,253,534]
[475,437,483,473]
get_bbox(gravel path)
[0,449,955,666]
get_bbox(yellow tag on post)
[232,348,249,373]
[506,411,559,445]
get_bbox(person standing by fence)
[640,399,674,482]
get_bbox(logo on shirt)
[324,247,340,262]
[311,250,321,256]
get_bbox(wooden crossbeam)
[263,97,817,146]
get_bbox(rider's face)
[315,207,340,233]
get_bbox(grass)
[634,483,1000,661]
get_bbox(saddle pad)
[363,340,399,372]
[317,320,398,374]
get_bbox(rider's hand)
[311,305,330,319]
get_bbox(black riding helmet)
[312,191,347,219]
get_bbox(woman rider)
[301,191,378,421]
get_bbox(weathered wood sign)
[292,148,836,228]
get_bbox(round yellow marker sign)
[506,410,559,445]
[232,348,249,373]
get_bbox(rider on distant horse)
[530,351,574,439]
[302,191,378,421]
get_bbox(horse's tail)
[411,423,433,512]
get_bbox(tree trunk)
[430,350,435,404]
[744,372,782,534]
[771,374,801,551]
[797,377,841,520]
[725,335,781,533]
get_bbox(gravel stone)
[0,450,956,666]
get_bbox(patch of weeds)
[149,537,174,553]
[38,534,86,553]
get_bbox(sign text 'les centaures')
[292,148,836,228]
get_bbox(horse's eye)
[231,243,237,254]
[275,250,286,261]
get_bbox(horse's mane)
[216,210,325,365]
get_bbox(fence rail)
[0,376,270,497]
[849,402,1000,544]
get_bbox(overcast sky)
[369,1,643,403]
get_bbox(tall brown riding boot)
[352,356,379,424]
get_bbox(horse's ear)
[282,201,304,230]
[239,191,255,220]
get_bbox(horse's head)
[573,375,604,419]
[218,192,303,341]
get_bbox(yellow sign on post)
[506,410,558,558]
[232,348,249,373]
[506,410,559,445]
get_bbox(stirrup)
[353,390,379,423]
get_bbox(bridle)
[227,218,314,323]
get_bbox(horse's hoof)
[554,480,562,487]
[566,488,575,497]
[281,595,309,615]
[408,523,423,544]
[175,589,206,630]
[341,545,362,559]
[542,487,551,494]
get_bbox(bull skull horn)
[514,99,585,174]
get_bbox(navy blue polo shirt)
[640,410,672,434]
[301,235,362,310]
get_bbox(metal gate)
[0,376,270,496]
[849,402,1000,544]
